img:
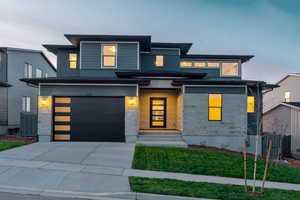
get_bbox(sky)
[0,0,299,83]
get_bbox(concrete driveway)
[0,142,135,195]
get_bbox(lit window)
[284,92,290,102]
[180,61,193,67]
[102,44,117,67]
[69,53,77,69]
[194,62,206,68]
[207,62,219,68]
[24,63,32,78]
[221,62,239,76]
[36,69,42,78]
[208,94,222,121]
[22,96,31,112]
[247,96,255,113]
[155,55,164,67]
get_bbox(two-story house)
[0,47,56,135]
[21,34,274,153]
[263,74,300,158]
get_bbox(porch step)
[136,141,187,147]
[137,132,187,147]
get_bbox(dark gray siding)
[185,87,245,94]
[57,50,79,77]
[40,85,137,97]
[247,86,263,135]
[0,50,7,82]
[0,87,8,125]
[6,50,56,126]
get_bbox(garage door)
[53,97,125,142]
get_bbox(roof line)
[264,102,300,114]
[276,74,300,85]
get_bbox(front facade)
[0,47,56,135]
[23,34,272,152]
[263,74,300,158]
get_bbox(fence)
[20,112,38,137]
[262,134,291,160]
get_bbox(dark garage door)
[53,97,125,142]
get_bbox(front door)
[150,97,167,128]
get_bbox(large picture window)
[102,44,117,68]
[69,53,77,69]
[221,62,239,76]
[208,94,222,121]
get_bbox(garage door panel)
[53,97,125,142]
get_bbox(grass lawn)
[130,177,300,200]
[0,141,25,152]
[132,146,300,184]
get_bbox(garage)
[53,97,125,142]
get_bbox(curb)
[0,185,215,200]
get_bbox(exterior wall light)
[38,96,51,108]
[127,96,137,107]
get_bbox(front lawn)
[130,177,300,200]
[0,141,25,152]
[132,146,300,184]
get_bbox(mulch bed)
[0,136,37,144]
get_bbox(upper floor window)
[180,61,193,67]
[208,94,222,121]
[207,62,220,68]
[221,62,239,76]
[24,63,32,78]
[247,96,255,113]
[69,53,77,69]
[102,44,117,68]
[284,92,290,102]
[22,96,31,112]
[36,68,42,78]
[45,73,48,78]
[155,55,164,67]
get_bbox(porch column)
[125,96,139,143]
[37,96,52,142]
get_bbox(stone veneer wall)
[125,96,139,143]
[37,96,52,142]
[182,93,247,152]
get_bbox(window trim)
[208,94,222,121]
[22,96,31,113]
[69,53,77,69]
[220,62,241,77]
[36,68,42,78]
[155,55,164,67]
[101,44,118,69]
[24,63,32,78]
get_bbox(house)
[0,47,56,135]
[263,74,300,158]
[21,34,274,153]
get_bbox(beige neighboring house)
[263,74,300,158]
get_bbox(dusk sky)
[0,0,299,83]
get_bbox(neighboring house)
[263,74,300,158]
[0,47,56,135]
[21,34,274,153]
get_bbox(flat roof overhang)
[0,82,11,87]
[115,70,207,79]
[20,77,150,86]
[181,54,254,63]
[172,79,275,87]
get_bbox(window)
[155,55,164,67]
[24,63,32,78]
[36,68,42,78]
[207,62,220,68]
[221,62,239,76]
[102,44,117,68]
[194,62,206,68]
[284,92,290,102]
[208,94,222,121]
[69,53,77,69]
[45,73,48,78]
[22,97,31,112]
[247,96,255,113]
[180,61,193,67]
